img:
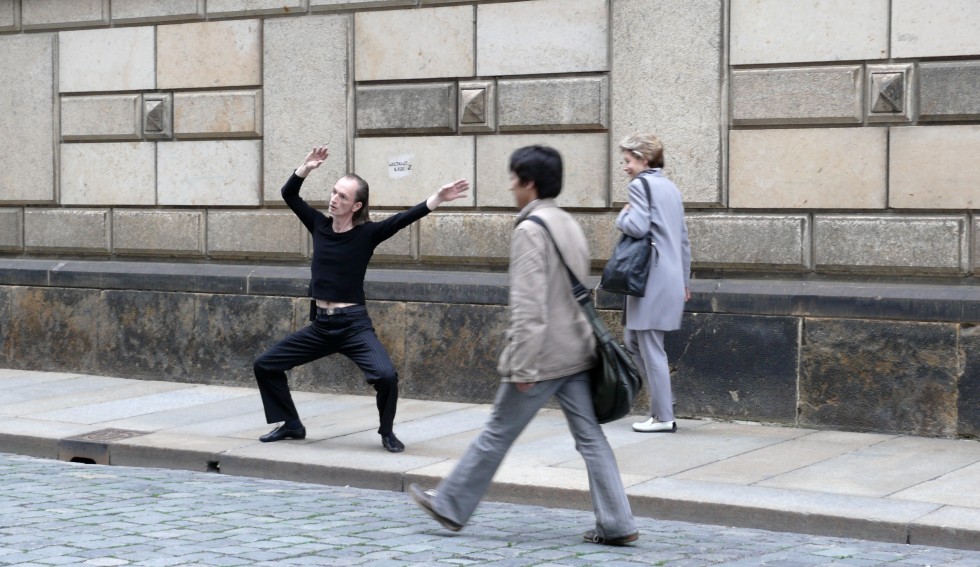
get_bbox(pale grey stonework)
[263,14,348,204]
[312,0,412,9]
[497,76,608,131]
[21,0,108,30]
[919,61,980,121]
[477,0,608,76]
[577,212,622,263]
[207,0,308,18]
[475,133,608,209]
[892,0,980,59]
[370,212,414,260]
[59,27,155,93]
[814,215,969,274]
[687,214,811,270]
[24,209,110,254]
[112,210,206,256]
[0,0,18,31]
[354,135,475,208]
[0,34,55,203]
[419,213,513,263]
[60,142,156,206]
[158,140,262,206]
[356,83,456,135]
[111,0,204,24]
[157,20,261,90]
[207,210,308,259]
[889,125,980,210]
[61,95,142,141]
[0,208,22,251]
[730,67,863,125]
[975,216,980,273]
[611,0,722,206]
[173,91,262,138]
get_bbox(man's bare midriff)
[316,299,357,309]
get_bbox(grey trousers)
[431,370,637,539]
[625,329,674,422]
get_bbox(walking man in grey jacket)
[408,145,638,546]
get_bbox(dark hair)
[345,174,371,226]
[508,145,563,199]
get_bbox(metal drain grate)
[58,428,150,465]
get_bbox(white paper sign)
[387,154,413,179]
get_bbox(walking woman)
[616,133,691,433]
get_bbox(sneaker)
[583,529,639,546]
[632,418,676,433]
[407,484,462,532]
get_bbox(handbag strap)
[524,216,592,308]
[637,175,655,231]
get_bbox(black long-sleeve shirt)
[282,173,431,304]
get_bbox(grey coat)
[615,169,690,331]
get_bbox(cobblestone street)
[0,453,978,566]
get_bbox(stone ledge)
[0,259,978,323]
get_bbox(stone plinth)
[207,210,308,259]
[59,27,155,93]
[158,141,261,206]
[60,143,156,205]
[419,213,513,263]
[729,128,887,209]
[157,19,261,89]
[890,125,980,210]
[731,67,863,125]
[24,209,110,254]
[687,214,810,270]
[6,287,102,372]
[961,327,980,437]
[353,136,474,207]
[112,210,206,257]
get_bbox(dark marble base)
[960,327,980,438]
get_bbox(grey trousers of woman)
[430,370,637,539]
[625,328,674,422]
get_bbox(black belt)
[315,305,365,316]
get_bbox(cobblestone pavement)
[1,453,979,567]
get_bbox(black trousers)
[253,305,398,435]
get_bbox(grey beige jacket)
[497,199,597,383]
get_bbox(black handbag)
[525,216,643,424]
[599,176,658,296]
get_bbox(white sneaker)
[632,418,676,433]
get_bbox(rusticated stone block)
[112,210,205,257]
[157,19,261,89]
[61,142,156,205]
[24,209,110,254]
[368,212,413,260]
[0,208,22,251]
[729,128,887,209]
[800,318,960,437]
[356,83,456,135]
[890,125,980,210]
[920,62,980,121]
[354,136,474,207]
[0,34,55,203]
[497,76,608,131]
[730,67,862,125]
[59,27,154,93]
[22,0,108,30]
[61,95,142,141]
[264,14,347,204]
[111,0,204,24]
[686,214,810,269]
[731,0,887,64]
[892,0,980,58]
[577,212,623,264]
[7,287,102,372]
[97,290,294,384]
[173,90,262,138]
[961,326,980,437]
[419,213,513,263]
[611,0,722,206]
[158,140,261,206]
[664,313,801,423]
[208,0,308,18]
[355,5,473,81]
[814,215,968,275]
[476,133,607,208]
[312,0,413,12]
[477,0,607,76]
[0,0,18,31]
[207,210,308,259]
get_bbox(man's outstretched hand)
[428,179,470,209]
[296,146,329,178]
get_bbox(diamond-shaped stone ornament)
[461,88,486,124]
[871,72,904,113]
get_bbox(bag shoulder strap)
[524,216,592,307]
[637,175,654,228]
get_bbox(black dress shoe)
[259,423,306,442]
[408,484,462,532]
[583,529,639,546]
[381,433,405,453]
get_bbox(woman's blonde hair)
[619,133,664,169]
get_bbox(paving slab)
[0,374,132,405]
[890,459,980,507]
[0,379,189,418]
[909,505,980,551]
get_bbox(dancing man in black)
[253,146,469,452]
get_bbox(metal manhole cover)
[64,428,150,442]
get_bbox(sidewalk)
[0,368,978,552]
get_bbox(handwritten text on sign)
[388,154,413,179]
